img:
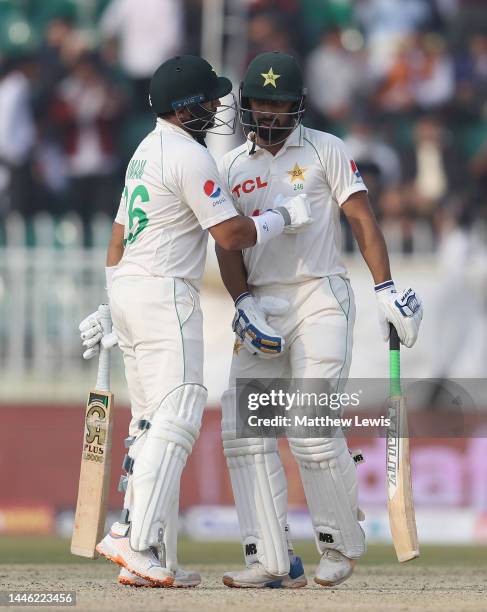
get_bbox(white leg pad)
[222,389,289,576]
[163,482,180,571]
[130,383,207,551]
[288,436,365,559]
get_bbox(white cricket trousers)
[229,275,355,384]
[110,276,204,436]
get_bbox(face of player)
[249,98,295,143]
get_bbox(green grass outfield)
[1,536,487,566]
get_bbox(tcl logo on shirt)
[232,176,268,198]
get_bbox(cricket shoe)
[96,522,174,587]
[223,555,306,589]
[118,567,201,588]
[314,549,356,587]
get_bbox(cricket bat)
[386,324,419,562]
[71,304,114,558]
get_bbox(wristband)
[105,266,116,293]
[374,280,395,293]
[235,291,251,307]
[251,210,285,245]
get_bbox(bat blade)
[71,389,114,558]
[387,395,419,563]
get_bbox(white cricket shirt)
[113,118,238,287]
[218,125,367,287]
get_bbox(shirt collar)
[246,124,305,156]
[156,117,195,140]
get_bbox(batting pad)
[288,436,365,559]
[221,388,289,576]
[130,383,207,551]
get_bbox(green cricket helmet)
[239,51,306,146]
[149,55,237,135]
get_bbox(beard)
[256,116,293,144]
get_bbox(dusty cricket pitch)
[1,563,486,612]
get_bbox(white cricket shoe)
[96,522,174,587]
[314,549,356,587]
[118,567,201,588]
[172,567,201,588]
[118,567,157,588]
[223,556,306,589]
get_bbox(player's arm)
[79,219,124,360]
[342,191,422,347]
[214,242,288,359]
[215,244,248,301]
[325,132,423,347]
[175,147,312,250]
[341,191,391,285]
[106,221,124,267]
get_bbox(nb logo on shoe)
[319,533,334,544]
[245,543,257,556]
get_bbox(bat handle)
[389,323,401,395]
[389,323,400,351]
[96,304,112,392]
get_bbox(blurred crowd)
[0,0,486,251]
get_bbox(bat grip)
[389,323,401,395]
[96,304,112,391]
[389,323,400,351]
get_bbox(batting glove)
[375,281,423,348]
[79,308,118,359]
[232,292,288,359]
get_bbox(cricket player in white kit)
[78,55,313,587]
[216,52,424,588]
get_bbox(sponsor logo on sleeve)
[351,159,363,183]
[204,180,222,198]
[204,180,226,206]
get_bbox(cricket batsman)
[216,51,424,588]
[77,55,313,587]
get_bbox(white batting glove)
[79,308,118,359]
[274,193,313,233]
[375,281,423,348]
[232,292,288,359]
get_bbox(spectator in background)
[356,0,434,79]
[50,52,126,243]
[37,10,88,96]
[376,36,417,113]
[344,119,401,200]
[413,33,454,110]
[0,53,36,218]
[402,116,463,223]
[470,134,487,220]
[246,11,296,67]
[306,27,365,130]
[456,33,487,99]
[100,0,183,111]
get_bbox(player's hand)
[232,292,287,359]
[274,193,313,233]
[375,281,423,348]
[79,308,118,359]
